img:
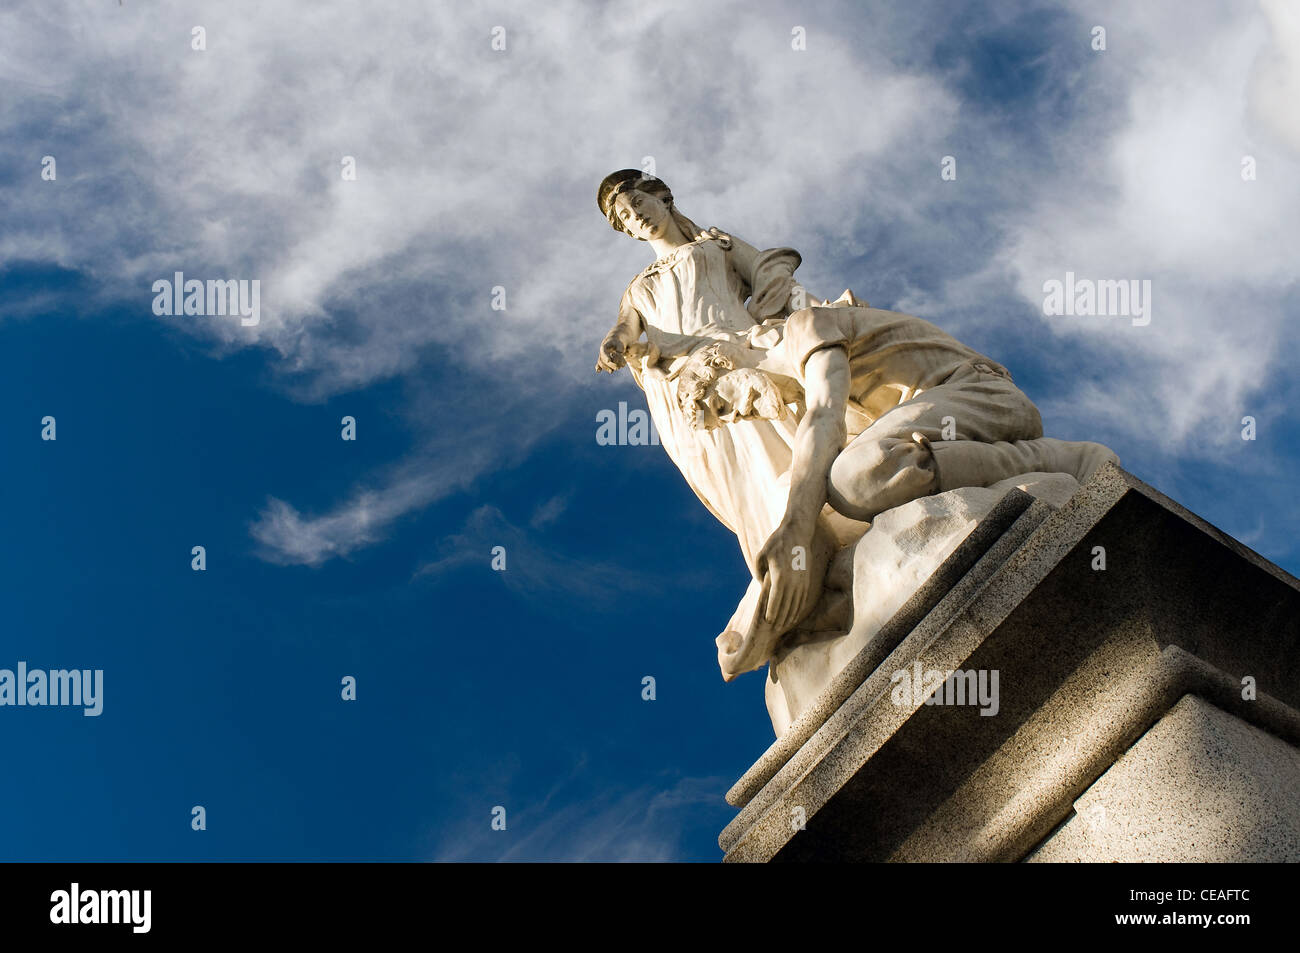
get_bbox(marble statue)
[595,170,805,573]
[596,170,1119,729]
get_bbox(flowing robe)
[618,236,804,572]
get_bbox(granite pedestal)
[721,464,1300,863]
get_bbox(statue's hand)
[754,518,816,634]
[596,329,628,373]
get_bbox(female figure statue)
[594,170,815,573]
[595,171,1119,736]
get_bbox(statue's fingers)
[783,589,801,631]
[758,574,773,625]
[790,582,810,628]
[784,584,801,629]
[763,571,782,624]
[773,577,794,629]
[789,579,811,630]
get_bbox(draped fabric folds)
[619,237,805,574]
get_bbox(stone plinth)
[765,472,1080,735]
[721,464,1300,862]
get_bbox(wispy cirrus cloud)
[429,769,731,863]
[412,503,712,613]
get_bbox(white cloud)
[1,0,962,563]
[4,0,1295,563]
[1250,0,1300,154]
[0,0,956,391]
[413,504,708,610]
[991,0,1300,453]
[249,405,504,566]
[430,770,729,862]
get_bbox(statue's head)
[598,169,678,242]
[676,343,788,430]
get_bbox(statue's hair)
[676,343,736,430]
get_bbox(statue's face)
[709,368,787,425]
[612,189,671,241]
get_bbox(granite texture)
[1027,694,1300,862]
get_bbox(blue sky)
[1,0,1297,861]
